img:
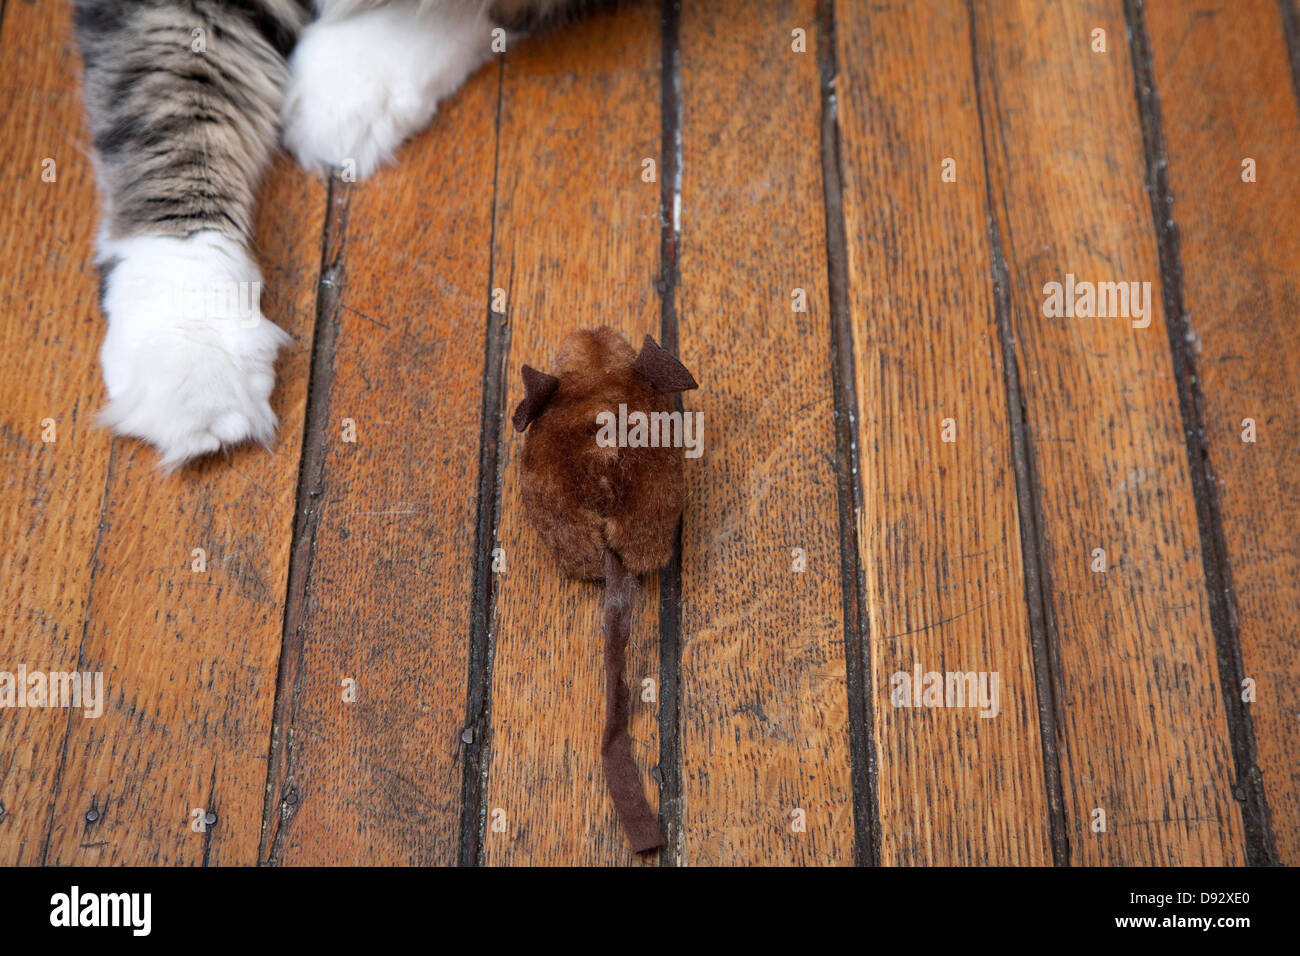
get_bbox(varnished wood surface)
[674,0,854,866]
[481,2,664,866]
[837,0,1052,865]
[1145,0,1300,863]
[1,0,1293,865]
[265,55,498,866]
[974,0,1244,864]
[0,0,324,865]
[0,0,112,865]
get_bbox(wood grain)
[269,61,499,865]
[973,0,1244,864]
[0,0,115,865]
[836,0,1052,865]
[0,0,326,865]
[481,0,664,865]
[674,0,854,865]
[7,0,1300,869]
[40,151,322,863]
[1144,0,1300,862]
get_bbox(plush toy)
[512,326,699,853]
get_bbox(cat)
[73,0,580,470]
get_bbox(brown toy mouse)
[512,326,699,853]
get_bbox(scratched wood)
[10,0,1300,870]
[836,0,1051,864]
[973,0,1244,863]
[42,151,322,865]
[0,0,116,865]
[674,0,854,865]
[268,64,499,864]
[1145,0,1300,862]
[481,1,663,865]
[0,0,326,864]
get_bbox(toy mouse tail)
[601,549,664,854]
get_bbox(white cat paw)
[97,232,292,471]
[281,1,494,179]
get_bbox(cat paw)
[281,1,493,179]
[97,232,292,471]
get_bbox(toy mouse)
[512,326,699,853]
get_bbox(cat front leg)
[74,0,308,470]
[281,0,496,179]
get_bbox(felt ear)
[512,364,560,432]
[631,335,698,393]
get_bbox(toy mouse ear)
[631,335,698,393]
[512,364,560,432]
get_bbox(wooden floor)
[2,0,1298,866]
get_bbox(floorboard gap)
[966,0,1070,866]
[817,0,880,869]
[1123,0,1279,866]
[654,0,686,868]
[40,442,118,864]
[259,177,351,866]
[1276,0,1300,114]
[457,58,509,868]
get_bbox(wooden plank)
[675,0,854,865]
[973,0,1244,863]
[1144,0,1300,861]
[268,60,499,864]
[0,0,328,863]
[0,0,115,865]
[41,149,323,865]
[481,0,664,866]
[835,0,1052,864]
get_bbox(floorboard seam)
[39,442,118,865]
[654,0,686,869]
[966,0,1070,866]
[201,761,217,867]
[816,0,880,869]
[259,178,351,866]
[457,57,509,868]
[1123,0,1279,866]
[1276,0,1300,115]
